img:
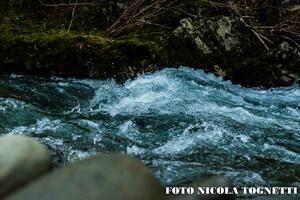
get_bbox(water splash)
[0,67,299,188]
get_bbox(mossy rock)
[0,26,162,81]
[0,0,299,87]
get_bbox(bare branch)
[107,0,177,36]
[67,0,79,34]
[38,0,101,7]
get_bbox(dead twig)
[38,0,101,7]
[67,0,79,34]
[252,30,270,50]
[240,16,274,50]
[107,0,177,36]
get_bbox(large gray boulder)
[5,154,165,200]
[0,135,51,197]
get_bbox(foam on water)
[0,67,299,188]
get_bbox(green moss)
[1,29,74,43]
[0,24,165,81]
[0,0,298,87]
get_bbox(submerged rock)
[0,135,51,197]
[5,154,164,200]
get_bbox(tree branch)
[38,0,101,7]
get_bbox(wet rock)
[5,154,164,200]
[280,75,294,84]
[174,18,212,55]
[0,135,51,197]
[173,15,261,73]
[233,41,300,87]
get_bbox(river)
[0,67,299,190]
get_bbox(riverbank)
[0,0,299,87]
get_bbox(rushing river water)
[0,67,299,189]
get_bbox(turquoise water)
[0,67,299,188]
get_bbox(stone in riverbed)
[5,154,165,200]
[0,135,51,197]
